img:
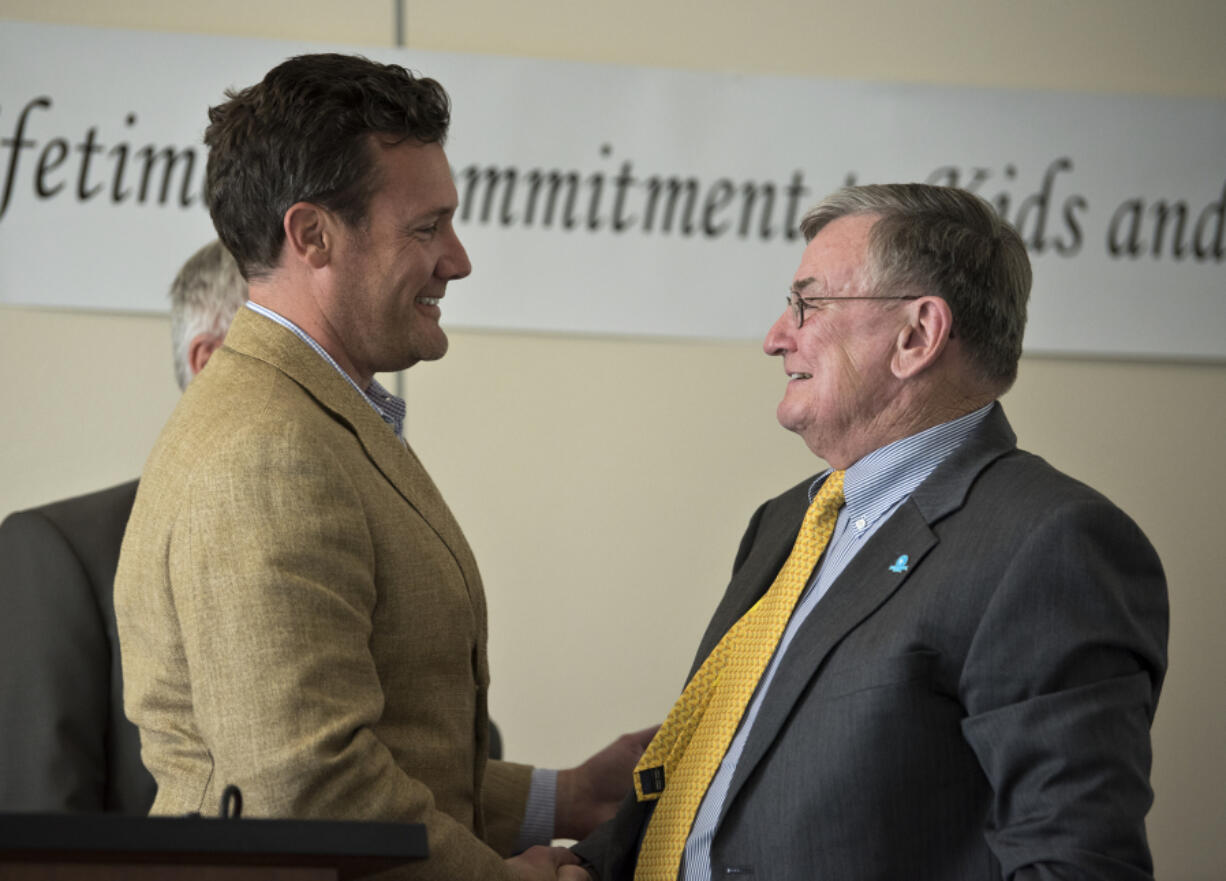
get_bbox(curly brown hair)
[204,53,451,280]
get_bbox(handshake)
[505,725,658,881]
[507,846,591,881]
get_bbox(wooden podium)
[0,812,427,880]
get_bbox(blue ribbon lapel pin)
[888,554,909,574]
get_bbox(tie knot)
[816,469,846,511]
[795,470,845,549]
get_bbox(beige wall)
[2,1,1222,877]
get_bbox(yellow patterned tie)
[632,470,846,881]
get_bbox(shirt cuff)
[514,767,558,852]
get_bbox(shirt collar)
[244,301,406,438]
[808,404,994,529]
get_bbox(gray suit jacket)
[0,480,156,813]
[575,405,1167,880]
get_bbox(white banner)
[1,22,1223,359]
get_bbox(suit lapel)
[716,404,1019,820]
[221,309,484,600]
[717,504,938,817]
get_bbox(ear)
[188,332,225,377]
[891,296,953,379]
[283,201,334,270]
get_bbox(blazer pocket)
[815,650,938,702]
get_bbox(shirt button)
[855,518,867,530]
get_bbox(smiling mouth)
[788,372,812,381]
[417,297,441,306]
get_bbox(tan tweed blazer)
[115,307,531,880]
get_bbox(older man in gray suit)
[574,184,1168,881]
[0,240,247,813]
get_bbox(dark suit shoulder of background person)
[0,479,154,813]
[0,238,248,815]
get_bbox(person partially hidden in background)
[574,183,1168,881]
[114,53,642,881]
[0,239,247,813]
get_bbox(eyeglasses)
[786,292,921,328]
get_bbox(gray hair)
[800,183,1031,390]
[169,240,248,390]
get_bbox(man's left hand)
[555,724,659,841]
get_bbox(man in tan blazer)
[115,53,641,881]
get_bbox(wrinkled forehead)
[791,213,878,296]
